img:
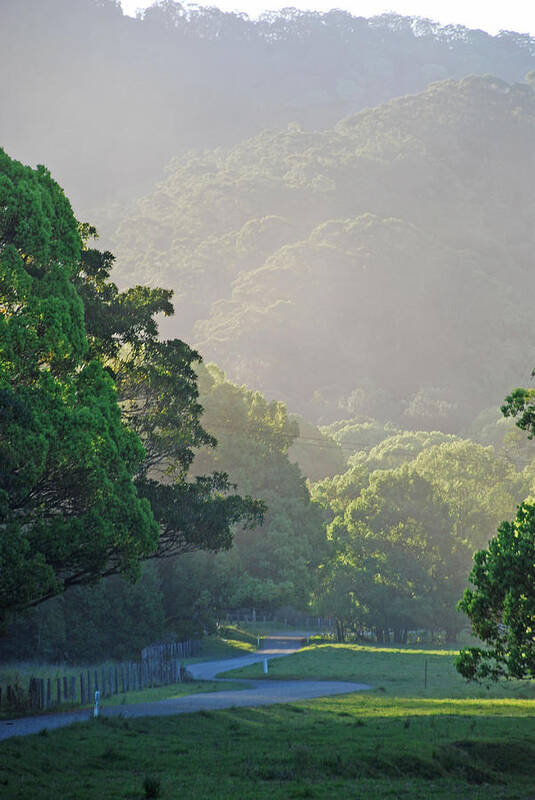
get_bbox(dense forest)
[113,76,535,428]
[2,0,535,219]
[3,0,535,664]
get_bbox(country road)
[0,634,370,741]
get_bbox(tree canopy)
[0,149,158,618]
[0,148,263,622]
[457,504,535,681]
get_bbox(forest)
[2,0,535,698]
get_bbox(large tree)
[0,149,263,622]
[456,503,535,681]
[0,149,158,619]
[316,465,468,642]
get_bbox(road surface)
[0,633,370,741]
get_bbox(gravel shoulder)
[0,634,371,741]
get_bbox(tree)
[0,149,263,623]
[317,465,467,642]
[457,503,535,680]
[414,440,527,552]
[456,383,535,680]
[0,149,158,619]
[189,364,327,612]
[74,239,265,562]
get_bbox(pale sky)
[120,0,535,36]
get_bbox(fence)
[0,638,202,714]
[221,611,334,630]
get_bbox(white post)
[263,658,268,674]
[93,689,100,718]
[257,635,260,648]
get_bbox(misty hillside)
[1,0,535,219]
[112,76,535,428]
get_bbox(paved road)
[188,631,309,679]
[0,634,371,741]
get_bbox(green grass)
[4,641,535,798]
[1,693,535,798]
[219,642,535,700]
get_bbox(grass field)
[2,642,535,798]
[219,642,535,700]
[1,691,535,798]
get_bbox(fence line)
[221,612,334,630]
[0,637,202,714]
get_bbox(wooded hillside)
[113,76,535,427]
[2,0,534,218]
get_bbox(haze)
[121,0,535,35]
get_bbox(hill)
[1,0,534,221]
[113,76,535,427]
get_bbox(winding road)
[0,634,370,741]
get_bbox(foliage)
[320,466,468,641]
[0,564,165,662]
[364,431,458,472]
[501,386,535,439]
[322,418,401,458]
[73,237,265,563]
[113,77,535,426]
[0,148,159,618]
[414,440,527,552]
[287,415,346,481]
[455,374,535,682]
[457,503,535,681]
[186,365,328,612]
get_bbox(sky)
[120,0,535,36]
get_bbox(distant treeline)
[2,0,534,216]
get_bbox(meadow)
[1,642,535,799]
